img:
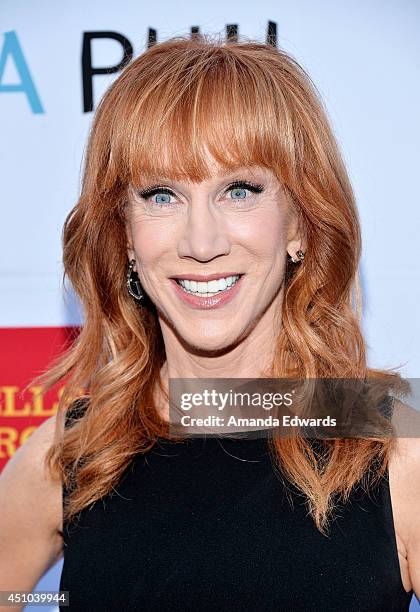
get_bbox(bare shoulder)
[388,398,420,598]
[391,396,420,439]
[0,413,64,591]
[0,413,62,506]
[389,397,420,505]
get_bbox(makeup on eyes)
[137,180,265,201]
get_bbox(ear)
[125,220,136,262]
[286,204,307,260]
[123,189,137,262]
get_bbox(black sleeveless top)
[59,402,414,611]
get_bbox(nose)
[177,197,231,262]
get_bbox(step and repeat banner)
[3,1,419,468]
[1,1,420,460]
[1,1,419,606]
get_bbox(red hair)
[29,34,406,534]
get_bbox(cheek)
[235,209,287,257]
[130,220,175,265]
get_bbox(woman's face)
[125,161,302,354]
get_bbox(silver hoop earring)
[290,249,305,264]
[126,259,146,303]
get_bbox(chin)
[178,328,242,356]
[159,309,247,355]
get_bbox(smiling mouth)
[174,274,243,297]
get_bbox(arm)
[390,400,420,598]
[0,415,63,602]
[400,436,420,598]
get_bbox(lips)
[170,274,244,309]
[170,273,244,282]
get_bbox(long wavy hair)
[29,34,407,534]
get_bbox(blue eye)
[154,193,172,204]
[226,181,264,202]
[229,187,247,199]
[138,186,176,207]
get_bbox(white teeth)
[177,275,241,296]
[208,279,219,292]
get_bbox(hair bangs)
[109,47,295,190]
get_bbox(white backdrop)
[1,1,420,608]
[1,0,419,376]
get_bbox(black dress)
[59,402,414,611]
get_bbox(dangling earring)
[126,259,146,303]
[290,249,305,263]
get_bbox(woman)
[0,35,419,611]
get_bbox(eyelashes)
[226,180,264,195]
[137,185,176,200]
[136,180,265,206]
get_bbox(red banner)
[0,326,79,471]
